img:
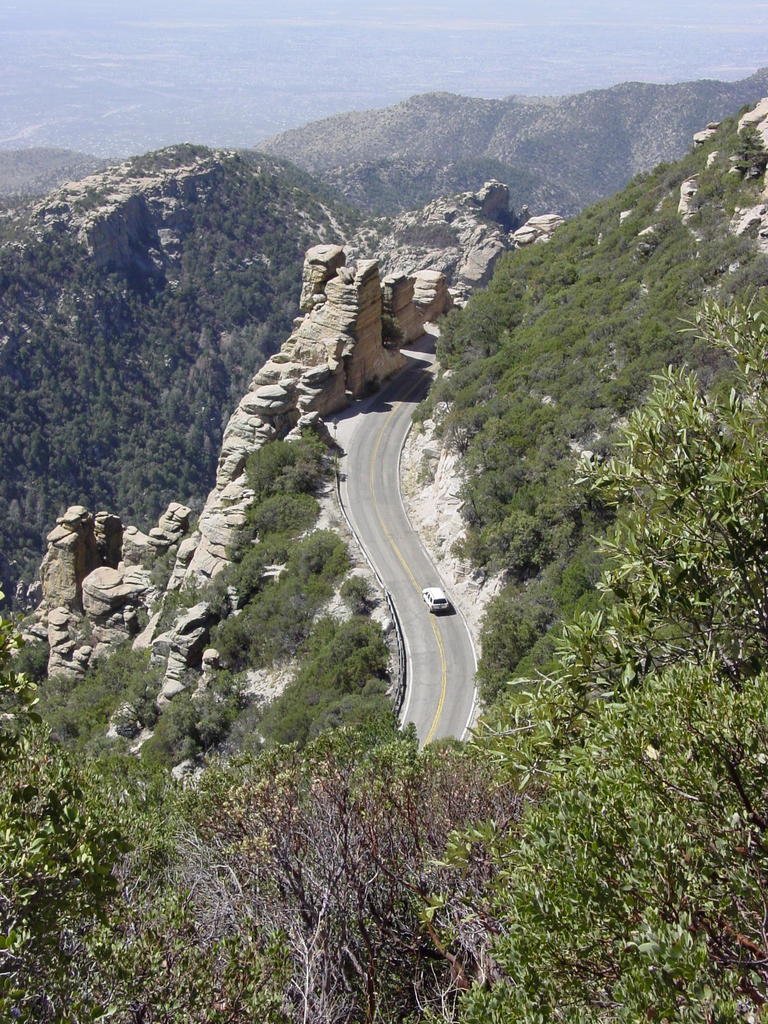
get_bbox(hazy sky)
[1,1,767,154]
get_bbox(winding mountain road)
[334,335,477,743]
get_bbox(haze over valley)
[3,0,768,156]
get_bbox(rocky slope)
[0,145,355,603]
[24,245,451,701]
[353,180,563,307]
[262,69,768,216]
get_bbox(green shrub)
[39,646,162,750]
[340,575,376,614]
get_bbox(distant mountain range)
[262,69,768,214]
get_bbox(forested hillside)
[4,96,768,1022]
[263,69,768,214]
[0,146,354,602]
[5,299,768,1022]
[423,109,768,700]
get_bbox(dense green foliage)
[40,647,162,753]
[457,302,768,1022]
[0,146,354,602]
[0,596,127,1020]
[424,114,768,698]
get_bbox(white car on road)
[422,587,451,613]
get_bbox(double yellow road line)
[367,373,448,744]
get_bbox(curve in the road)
[334,337,477,743]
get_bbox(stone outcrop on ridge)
[356,181,517,305]
[180,248,418,585]
[32,500,192,679]
[511,213,566,247]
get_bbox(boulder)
[512,214,564,247]
[82,565,148,619]
[157,502,192,541]
[157,602,217,705]
[636,225,659,256]
[39,505,101,612]
[678,175,700,224]
[693,121,721,146]
[122,525,156,568]
[300,244,346,311]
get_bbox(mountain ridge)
[262,68,768,214]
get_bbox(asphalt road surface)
[335,336,477,743]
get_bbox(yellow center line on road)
[366,372,448,745]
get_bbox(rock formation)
[33,501,192,679]
[678,175,700,224]
[180,248,417,585]
[693,122,721,146]
[153,602,217,704]
[39,506,105,614]
[300,244,346,311]
[358,181,523,305]
[511,214,565,247]
[382,271,453,343]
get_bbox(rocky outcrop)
[154,602,217,704]
[512,214,565,246]
[34,500,193,678]
[382,271,453,342]
[693,122,721,146]
[82,565,151,659]
[300,244,346,311]
[678,175,700,224]
[122,502,191,567]
[46,605,93,681]
[730,203,768,252]
[359,181,519,305]
[180,249,410,585]
[33,150,227,280]
[39,506,103,614]
[739,98,768,149]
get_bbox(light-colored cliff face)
[33,501,192,679]
[32,150,229,279]
[356,180,515,305]
[180,249,420,586]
